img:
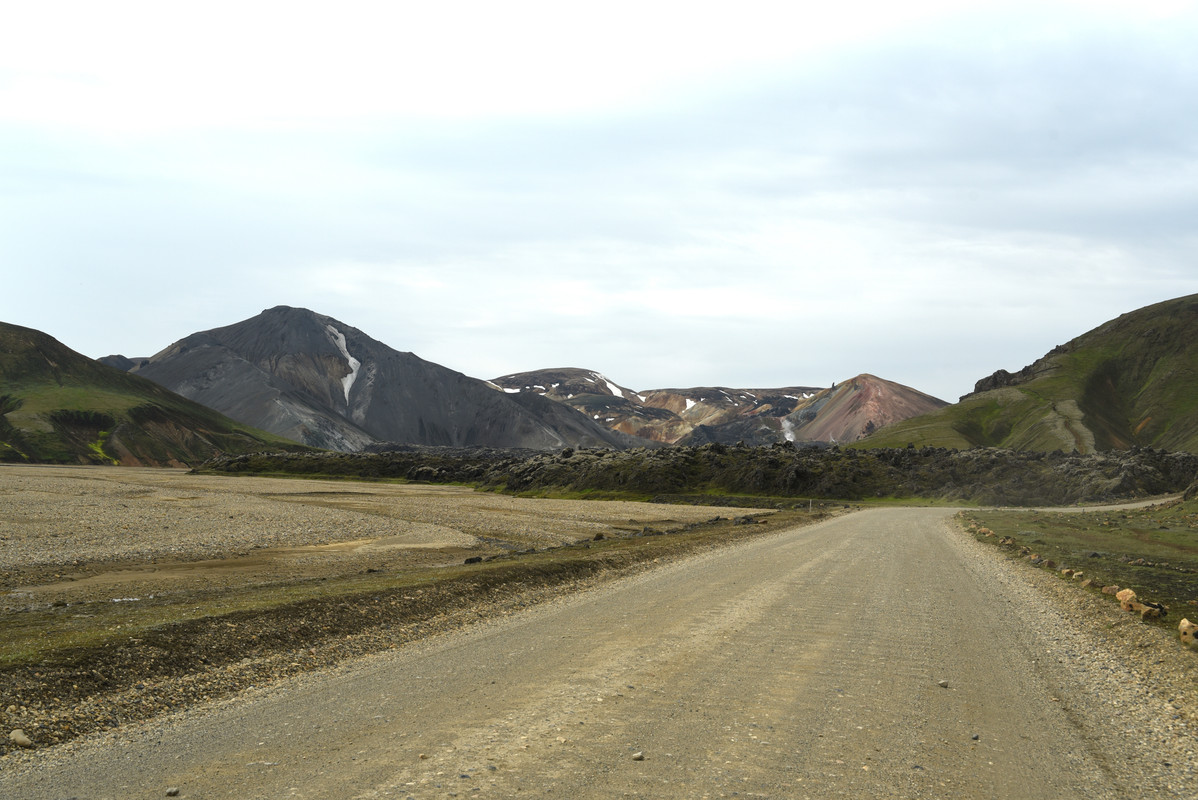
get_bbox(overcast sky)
[3,0,1195,402]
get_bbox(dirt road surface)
[3,507,1193,798]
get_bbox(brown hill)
[782,374,949,443]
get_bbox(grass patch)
[961,497,1198,632]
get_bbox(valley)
[1,485,1194,798]
[3,294,1198,795]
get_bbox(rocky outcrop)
[964,345,1069,399]
[1184,477,1198,501]
[201,443,1198,508]
[97,355,149,372]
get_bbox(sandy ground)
[0,464,750,604]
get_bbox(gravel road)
[3,506,1193,798]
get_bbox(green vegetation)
[0,321,310,465]
[862,294,1198,453]
[962,497,1198,633]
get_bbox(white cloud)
[3,1,1197,404]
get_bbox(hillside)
[493,369,942,446]
[491,369,816,443]
[862,294,1198,453]
[128,307,644,452]
[0,321,307,466]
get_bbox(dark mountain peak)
[491,368,640,402]
[97,354,151,372]
[133,311,642,452]
[201,307,364,363]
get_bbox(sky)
[2,0,1196,403]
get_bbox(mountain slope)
[491,368,700,443]
[493,369,943,446]
[862,294,1198,453]
[678,374,947,446]
[0,321,307,466]
[780,374,949,443]
[131,307,642,452]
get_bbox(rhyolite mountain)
[122,307,644,451]
[680,374,949,446]
[0,321,308,466]
[862,293,1198,453]
[491,369,945,446]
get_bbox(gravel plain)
[0,467,1194,798]
[0,464,745,601]
[0,464,782,760]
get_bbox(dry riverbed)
[0,464,754,598]
[0,464,809,756]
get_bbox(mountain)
[491,368,701,443]
[492,369,944,446]
[97,354,149,372]
[678,374,947,446]
[0,321,307,466]
[861,294,1198,453]
[778,374,950,443]
[125,307,644,452]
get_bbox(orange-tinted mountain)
[779,374,950,443]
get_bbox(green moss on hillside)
[863,294,1198,453]
[0,322,312,465]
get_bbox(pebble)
[8,730,33,748]
[631,751,645,761]
[937,680,949,689]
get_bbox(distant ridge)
[492,369,945,446]
[862,294,1198,453]
[128,307,646,452]
[0,321,306,465]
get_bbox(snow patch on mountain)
[599,375,623,397]
[325,324,362,404]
